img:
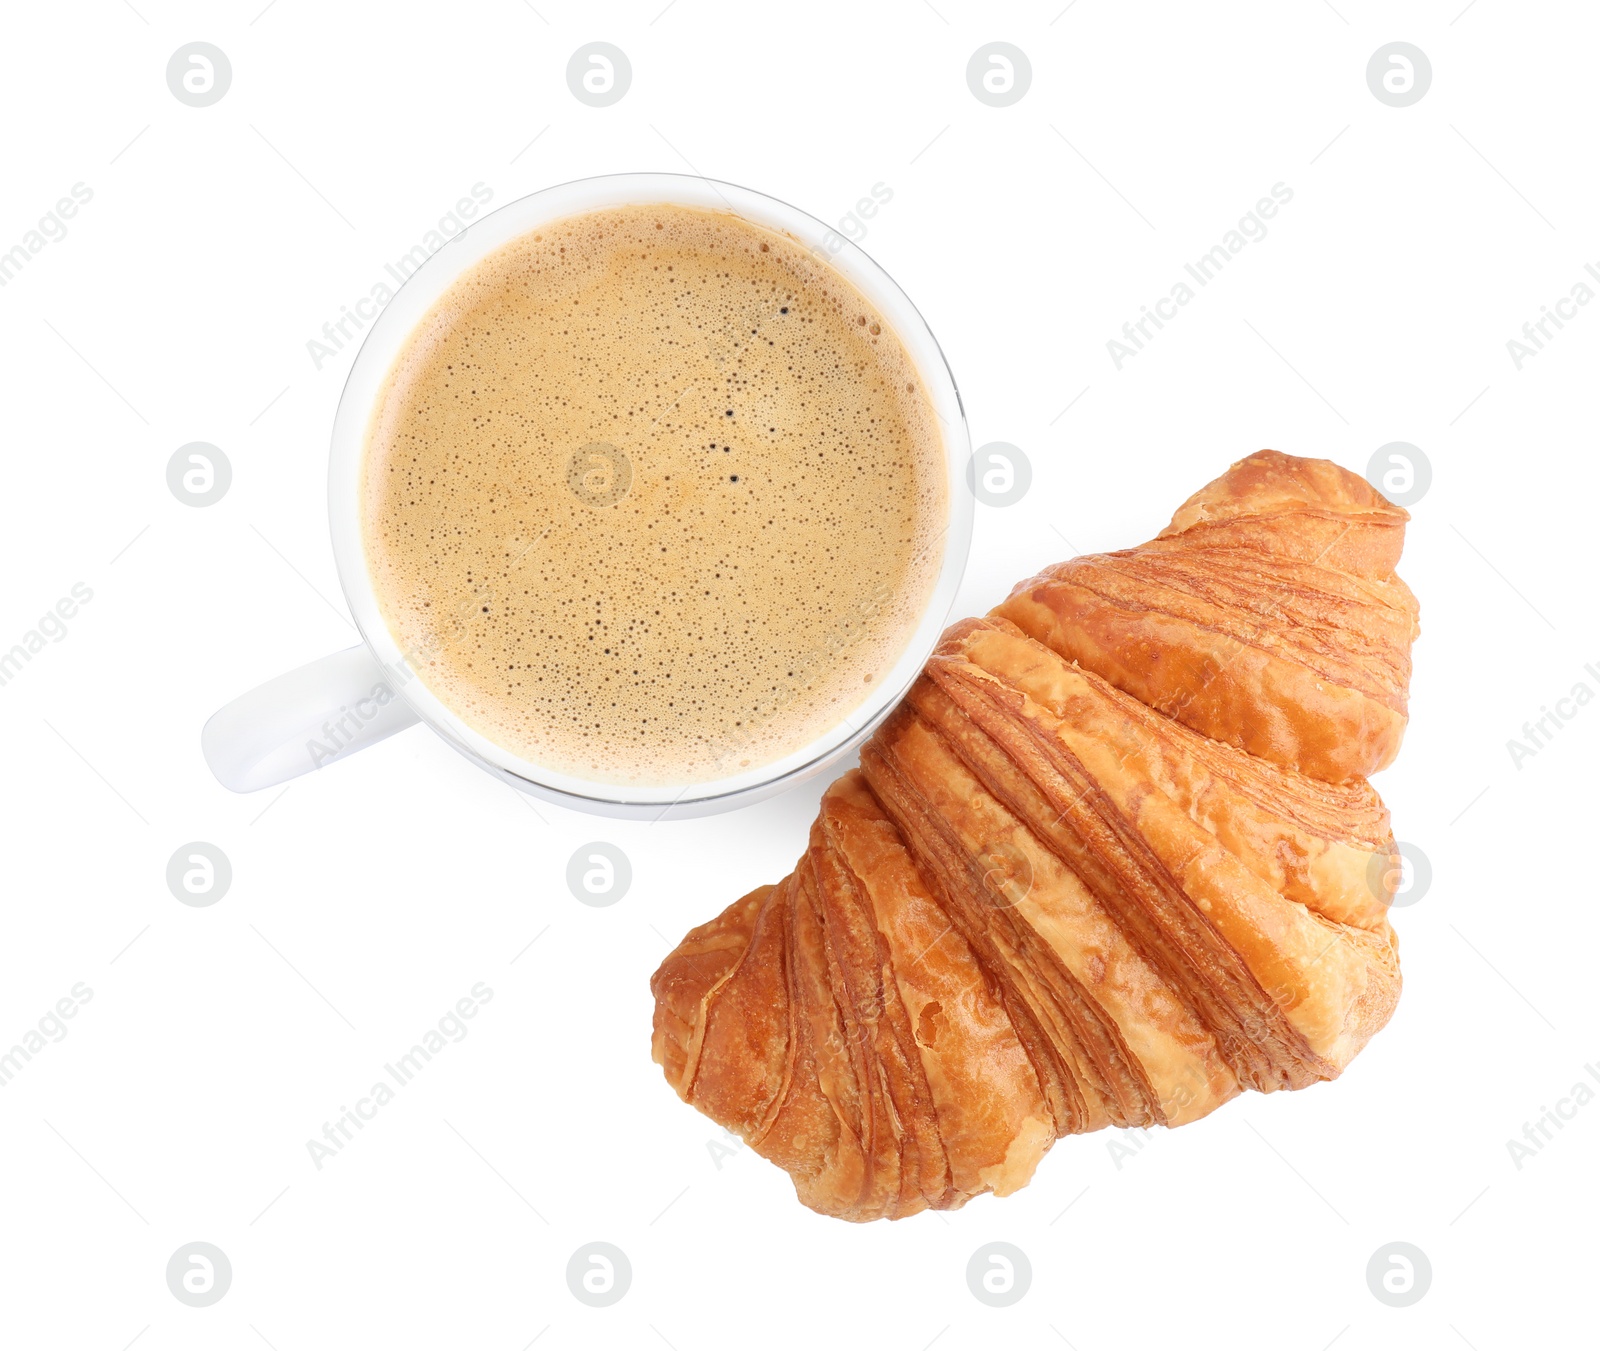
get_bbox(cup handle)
[202,645,421,793]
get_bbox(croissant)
[650,451,1421,1221]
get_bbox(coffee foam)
[361,202,946,786]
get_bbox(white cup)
[202,173,973,818]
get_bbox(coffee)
[361,203,946,786]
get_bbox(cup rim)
[327,172,972,815]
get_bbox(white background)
[1,1,1594,1348]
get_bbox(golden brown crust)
[649,451,1416,1221]
[994,450,1420,783]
